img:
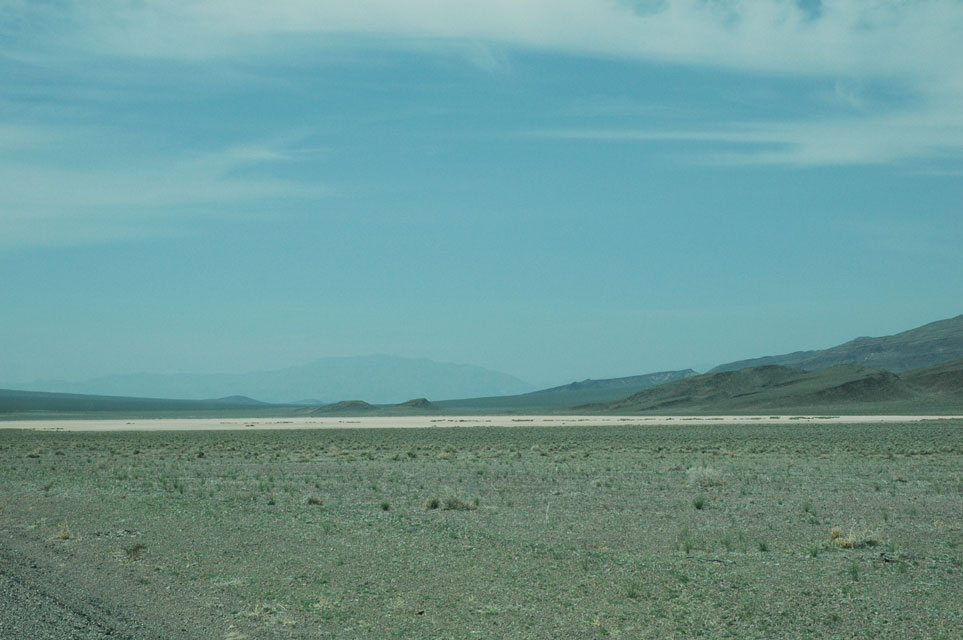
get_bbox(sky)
[2,0,962,389]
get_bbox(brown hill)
[308,400,379,415]
[395,398,438,410]
[711,314,963,373]
[903,359,963,393]
[591,360,963,414]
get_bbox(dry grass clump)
[124,543,147,563]
[437,446,458,460]
[244,603,297,626]
[686,465,723,487]
[829,526,881,550]
[424,495,478,510]
[442,496,478,511]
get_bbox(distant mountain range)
[533,370,698,394]
[0,388,270,415]
[298,397,441,417]
[11,355,534,404]
[435,369,697,412]
[4,314,962,417]
[711,314,963,373]
[594,360,963,414]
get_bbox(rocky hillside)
[711,314,963,373]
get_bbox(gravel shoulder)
[0,532,184,640]
[0,542,132,639]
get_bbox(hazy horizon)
[2,2,961,390]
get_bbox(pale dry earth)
[4,414,962,431]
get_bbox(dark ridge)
[204,395,267,405]
[531,370,697,394]
[903,358,963,393]
[308,400,378,415]
[435,369,699,412]
[588,361,963,414]
[711,314,963,373]
[0,388,276,415]
[396,398,438,410]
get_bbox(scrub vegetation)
[2,420,962,639]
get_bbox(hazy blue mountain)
[0,388,270,414]
[711,314,963,373]
[531,370,697,394]
[435,369,697,412]
[14,355,534,404]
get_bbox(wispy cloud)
[4,1,959,168]
[532,88,963,166]
[1,1,960,250]
[0,130,326,248]
[19,1,955,80]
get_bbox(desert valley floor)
[2,417,962,638]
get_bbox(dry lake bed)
[2,417,962,638]
[3,414,960,431]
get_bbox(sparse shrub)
[424,497,440,510]
[380,501,391,511]
[245,603,297,626]
[679,528,695,554]
[437,446,457,460]
[51,523,71,540]
[849,561,860,581]
[693,496,706,510]
[625,580,643,599]
[442,496,477,511]
[721,533,734,552]
[830,526,880,550]
[686,465,723,487]
[306,496,324,506]
[124,543,147,563]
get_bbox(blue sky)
[2,0,962,388]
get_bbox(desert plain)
[2,417,962,638]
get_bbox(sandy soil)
[3,414,960,431]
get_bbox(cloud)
[3,1,958,168]
[0,131,326,248]
[0,2,954,78]
[532,95,963,166]
[20,1,953,80]
[1,1,960,230]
